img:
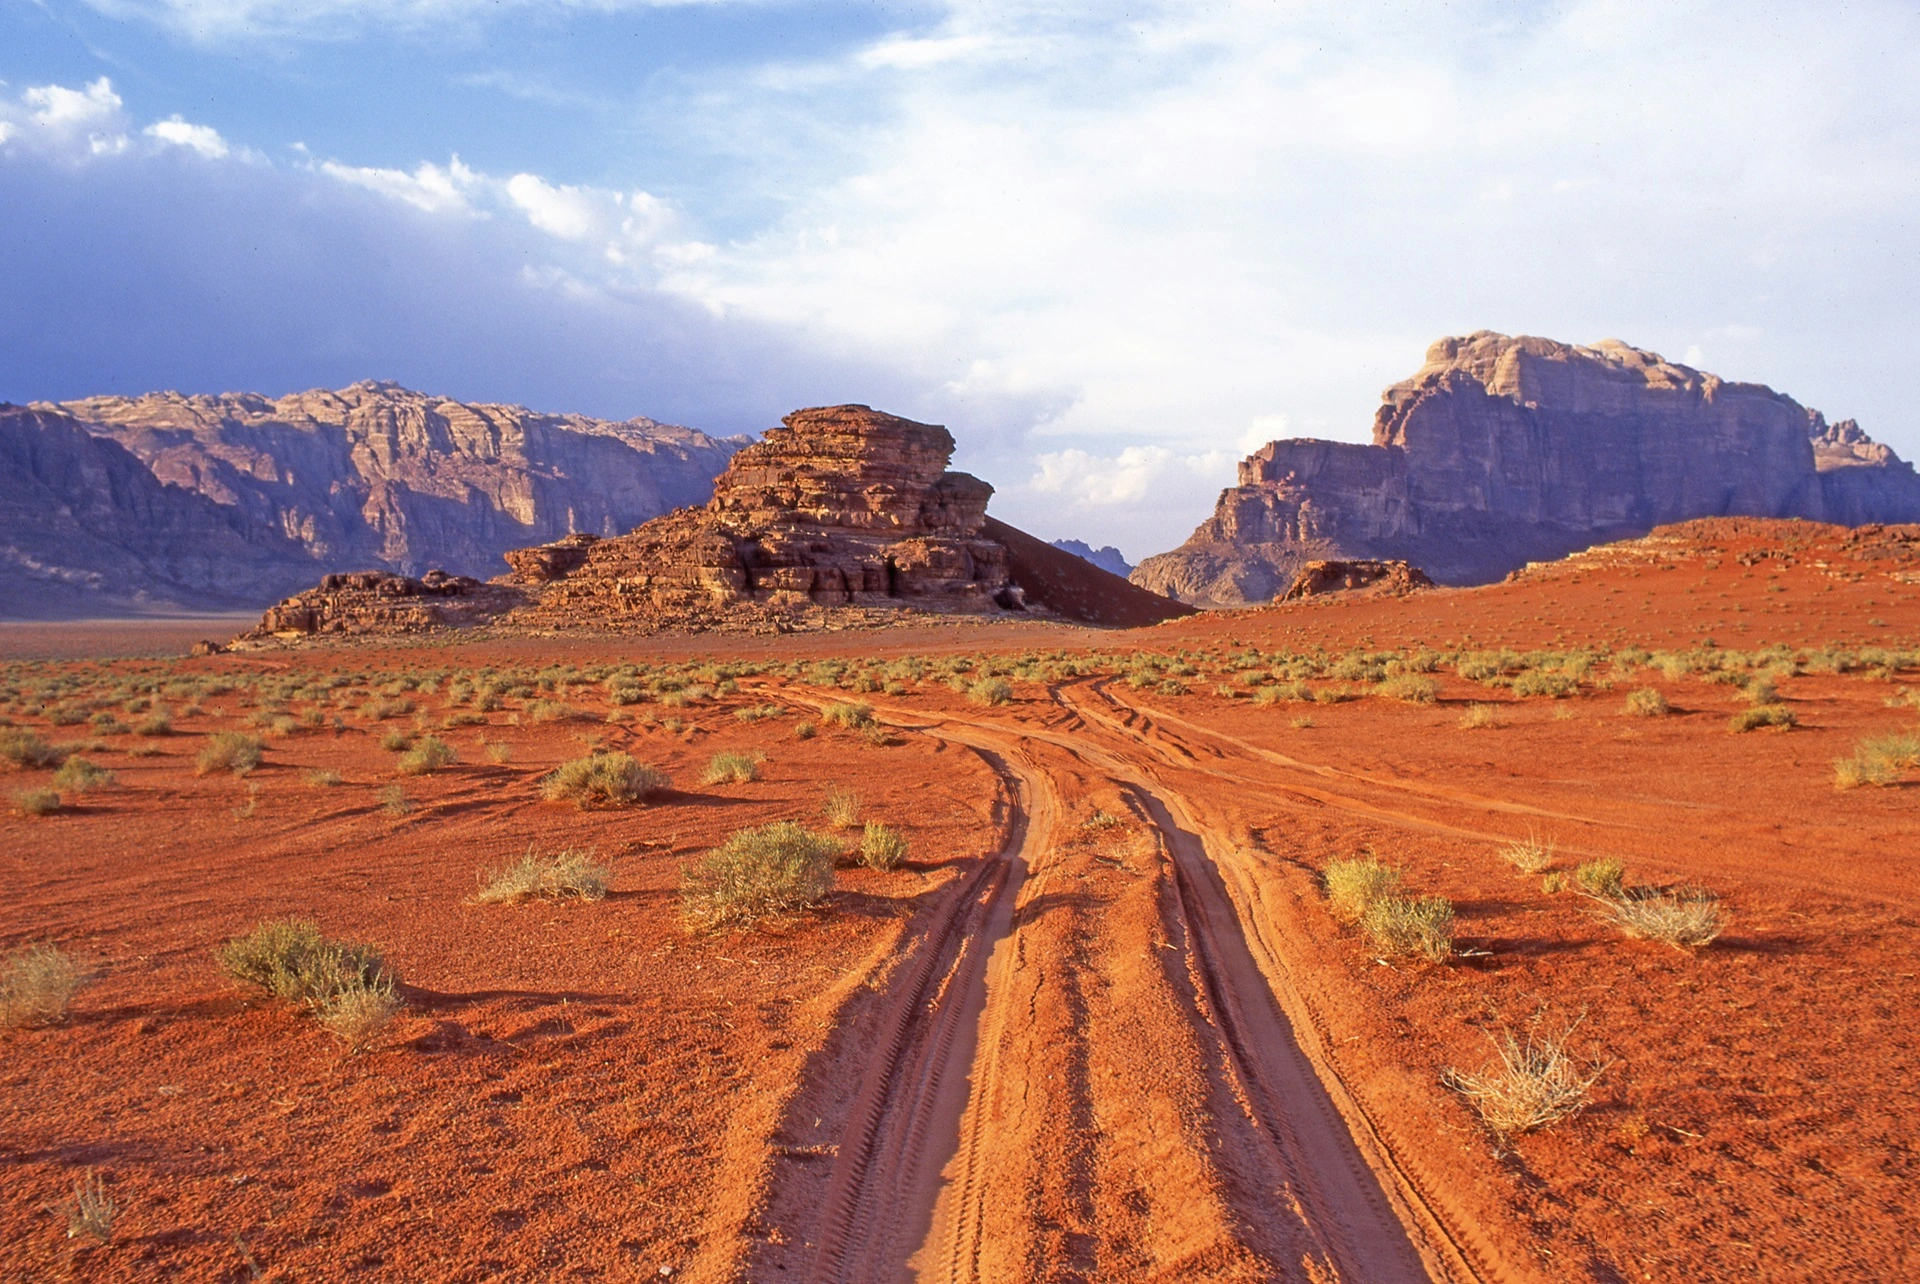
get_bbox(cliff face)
[1133,332,1920,606]
[43,380,745,578]
[0,405,321,617]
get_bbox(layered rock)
[1134,332,1920,605]
[1279,560,1433,602]
[246,570,526,638]
[19,381,744,613]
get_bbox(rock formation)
[1279,560,1433,602]
[1133,332,1920,606]
[2,381,745,617]
[247,570,526,638]
[1050,539,1134,579]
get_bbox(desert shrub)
[526,699,582,723]
[220,919,396,1011]
[860,822,909,871]
[793,719,817,740]
[301,769,342,788]
[196,732,264,776]
[1253,682,1313,705]
[1499,832,1555,874]
[484,741,513,764]
[378,785,413,816]
[362,696,414,720]
[13,788,62,816]
[50,757,112,794]
[1623,688,1669,717]
[1743,677,1780,706]
[1323,856,1399,922]
[1,942,86,1026]
[703,750,763,785]
[1574,857,1625,897]
[1457,650,1521,682]
[1331,656,1386,683]
[822,785,861,830]
[475,848,611,903]
[1595,887,1725,949]
[541,752,668,808]
[379,729,414,752]
[1728,705,1796,733]
[1541,871,1566,894]
[395,736,456,775]
[1512,671,1577,699]
[66,1172,116,1244]
[134,712,173,737]
[680,822,840,929]
[968,677,1014,706]
[1457,703,1503,730]
[0,729,67,769]
[1362,895,1454,961]
[317,984,401,1052]
[1444,1023,1604,1140]
[1832,730,1920,789]
[46,706,88,727]
[821,701,874,729]
[734,704,785,722]
[1377,674,1439,704]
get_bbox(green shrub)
[1574,857,1625,897]
[0,729,67,769]
[702,750,763,785]
[1,943,86,1026]
[541,752,668,808]
[195,732,264,777]
[1377,674,1438,704]
[395,736,456,775]
[1728,705,1796,733]
[52,757,114,793]
[680,822,840,929]
[1512,671,1577,699]
[475,848,611,903]
[219,919,395,1010]
[1323,856,1399,922]
[379,729,414,752]
[860,822,909,871]
[969,678,1014,706]
[1623,688,1669,717]
[1362,895,1454,962]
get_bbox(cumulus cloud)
[318,156,478,213]
[144,115,230,159]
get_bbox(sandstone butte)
[0,380,744,617]
[1132,331,1920,607]
[241,404,1193,641]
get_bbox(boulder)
[1279,560,1433,601]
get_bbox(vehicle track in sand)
[759,688,1463,1284]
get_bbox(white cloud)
[506,173,603,241]
[318,155,477,212]
[25,77,122,132]
[1029,445,1230,506]
[1241,414,1290,455]
[0,123,16,147]
[144,115,230,159]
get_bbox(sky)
[3,0,1918,559]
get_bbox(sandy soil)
[3,518,1916,1282]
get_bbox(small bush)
[379,729,414,752]
[317,985,400,1053]
[1377,674,1439,704]
[1323,856,1399,922]
[0,729,67,769]
[1623,688,1670,717]
[378,785,413,816]
[196,732,264,777]
[362,696,414,720]
[485,741,513,764]
[1541,871,1566,894]
[1499,832,1555,875]
[541,752,668,809]
[860,822,909,871]
[1743,677,1780,706]
[681,822,841,929]
[1362,895,1454,962]
[51,758,114,793]
[526,699,581,724]
[793,719,817,740]
[475,848,611,904]
[395,736,456,775]
[134,712,173,737]
[1729,705,1796,733]
[1,942,86,1026]
[1512,671,1577,699]
[1595,887,1725,949]
[1574,857,1625,897]
[822,785,861,830]
[968,678,1014,706]
[1444,1023,1604,1140]
[821,701,874,729]
[219,919,396,1011]
[703,750,763,785]
[12,787,62,816]
[1832,730,1920,789]
[1457,703,1503,730]
[301,769,342,788]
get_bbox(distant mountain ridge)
[1049,539,1133,578]
[1,381,747,618]
[1133,332,1920,606]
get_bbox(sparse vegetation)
[1444,1021,1605,1141]
[968,677,1014,706]
[12,787,62,816]
[703,750,764,785]
[793,719,817,740]
[66,1171,116,1244]
[1833,730,1920,789]
[1623,688,1670,717]
[475,848,611,903]
[1728,704,1796,733]
[859,822,909,870]
[1499,832,1555,874]
[196,732,264,776]
[680,822,841,929]
[1,942,86,1026]
[0,728,68,769]
[395,735,456,775]
[1457,703,1503,730]
[1323,855,1399,922]
[541,752,668,808]
[301,769,342,788]
[378,784,413,816]
[821,785,861,830]
[219,919,398,1039]
[316,984,401,1053]
[1594,887,1725,949]
[1574,857,1626,897]
[379,729,414,752]
[52,757,113,792]
[1377,673,1439,704]
[1362,894,1455,962]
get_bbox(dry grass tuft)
[1444,1021,1605,1141]
[821,784,861,831]
[1377,674,1438,704]
[1728,704,1796,733]
[1457,703,1504,730]
[66,1171,116,1243]
[1362,895,1454,962]
[195,732,264,776]
[317,985,401,1053]
[1323,855,1399,922]
[680,822,840,930]
[53,757,114,793]
[0,729,68,769]
[1499,832,1555,875]
[219,919,396,1010]
[1574,857,1626,897]
[967,678,1013,706]
[1594,887,1725,949]
[395,736,456,775]
[1832,730,1920,789]
[1623,688,1670,717]
[1,942,86,1027]
[859,822,909,870]
[820,701,874,729]
[11,787,62,816]
[702,750,764,785]
[541,752,668,809]
[475,848,611,903]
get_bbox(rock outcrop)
[245,570,526,639]
[1133,332,1920,606]
[1279,560,1433,602]
[2,381,745,617]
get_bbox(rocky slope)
[1134,332,1920,606]
[244,405,1192,639]
[3,381,745,616]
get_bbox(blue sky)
[3,0,1918,557]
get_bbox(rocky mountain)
[0,382,746,618]
[244,404,1193,639]
[1049,539,1133,578]
[1133,332,1920,606]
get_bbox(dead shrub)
[195,732,264,776]
[1323,855,1398,922]
[859,822,909,870]
[1594,887,1724,949]
[680,822,840,930]
[475,848,611,903]
[1456,703,1504,730]
[821,785,861,830]
[66,1171,116,1244]
[1362,895,1454,962]
[1499,832,1555,874]
[1444,1021,1605,1141]
[541,752,668,809]
[1,942,86,1027]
